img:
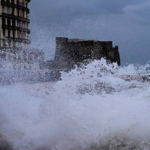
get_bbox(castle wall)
[55,37,68,61]
[55,37,120,65]
[67,41,94,62]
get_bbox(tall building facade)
[0,0,31,48]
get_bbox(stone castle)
[55,37,120,65]
[46,37,120,71]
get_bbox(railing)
[1,0,30,13]
[1,13,30,23]
[2,24,30,32]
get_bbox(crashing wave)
[0,59,150,150]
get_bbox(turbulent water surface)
[0,59,150,150]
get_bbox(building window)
[3,30,6,37]
[7,7,10,14]
[8,30,10,37]
[2,18,5,25]
[18,9,19,16]
[19,9,23,17]
[23,32,26,38]
[19,0,22,6]
[18,31,20,38]
[12,8,14,15]
[20,22,22,27]
[23,22,25,28]
[18,21,20,27]
[2,6,5,13]
[13,30,16,38]
[14,8,16,16]
[12,20,15,27]
[23,11,24,17]
[22,1,24,7]
[24,11,26,18]
[21,31,23,38]
[7,19,10,26]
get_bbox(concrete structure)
[55,37,120,65]
[0,0,31,48]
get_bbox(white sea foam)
[0,59,150,150]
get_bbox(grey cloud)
[123,1,150,23]
[29,0,150,65]
[29,0,150,30]
[29,0,149,20]
[124,1,150,12]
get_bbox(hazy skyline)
[29,0,150,65]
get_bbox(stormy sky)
[29,0,150,65]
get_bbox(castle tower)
[0,0,31,49]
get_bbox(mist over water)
[0,59,150,150]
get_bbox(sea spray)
[0,59,150,150]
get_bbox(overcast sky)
[29,0,150,65]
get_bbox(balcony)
[2,24,30,33]
[17,16,30,23]
[1,13,12,18]
[1,13,30,23]
[1,0,30,13]
[1,0,12,7]
[2,24,17,30]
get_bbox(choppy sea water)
[0,59,150,150]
